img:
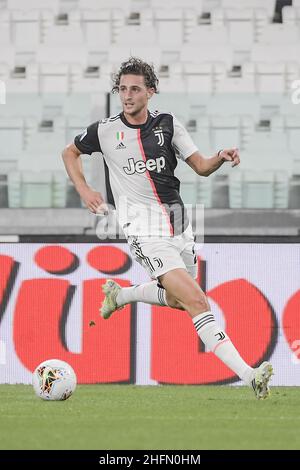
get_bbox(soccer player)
[62,57,273,399]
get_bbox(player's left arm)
[185,148,240,176]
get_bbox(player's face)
[119,74,153,117]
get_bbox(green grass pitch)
[0,385,299,450]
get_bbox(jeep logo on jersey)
[153,128,164,146]
[123,156,166,175]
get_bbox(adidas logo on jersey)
[115,142,126,150]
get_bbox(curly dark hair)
[111,57,159,93]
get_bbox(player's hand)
[79,187,108,214]
[219,148,240,167]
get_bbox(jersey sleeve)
[74,121,102,155]
[171,115,198,161]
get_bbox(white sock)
[116,281,168,307]
[193,311,254,385]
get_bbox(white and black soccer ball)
[32,359,77,401]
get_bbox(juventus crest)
[153,128,165,147]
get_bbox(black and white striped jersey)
[74,110,198,237]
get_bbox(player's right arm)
[62,122,105,213]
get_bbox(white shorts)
[127,224,198,280]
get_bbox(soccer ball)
[32,359,77,401]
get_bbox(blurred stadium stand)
[0,0,299,237]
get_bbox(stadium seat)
[184,9,201,41]
[242,171,275,209]
[184,63,213,94]
[154,9,184,47]
[78,0,131,12]
[115,23,156,46]
[282,3,300,24]
[52,171,67,208]
[280,88,300,116]
[256,63,285,94]
[70,63,113,93]
[7,171,21,208]
[228,170,275,209]
[150,0,202,11]
[211,174,230,208]
[271,115,284,131]
[0,10,11,46]
[42,11,84,47]
[234,127,291,209]
[231,170,289,209]
[36,45,88,65]
[208,94,260,120]
[0,176,8,208]
[274,171,289,208]
[7,170,66,208]
[215,63,255,93]
[285,116,300,158]
[289,173,300,208]
[0,118,23,159]
[81,9,112,50]
[282,5,296,24]
[0,93,42,118]
[210,116,241,175]
[211,116,240,163]
[22,117,66,171]
[66,116,88,144]
[19,149,66,173]
[147,94,190,124]
[7,170,51,208]
[115,9,158,46]
[181,45,233,69]
[258,23,299,45]
[12,10,41,50]
[220,0,276,19]
[197,175,213,208]
[255,8,273,41]
[175,157,214,208]
[184,8,224,44]
[21,171,53,208]
[7,0,59,10]
[158,63,186,93]
[0,45,15,67]
[240,116,255,150]
[251,44,300,64]
[192,117,212,155]
[0,64,39,94]
[65,94,100,120]
[39,64,70,93]
[223,9,255,51]
[187,92,209,111]
[175,159,198,205]
[0,78,5,105]
[243,130,293,175]
[186,24,229,47]
[111,9,124,44]
[286,63,299,92]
